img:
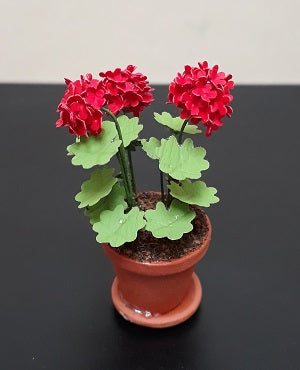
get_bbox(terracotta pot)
[103,213,211,328]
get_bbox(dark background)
[0,85,299,369]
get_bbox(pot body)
[114,265,195,314]
[103,213,211,317]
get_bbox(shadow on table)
[99,306,212,369]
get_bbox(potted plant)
[56,62,234,328]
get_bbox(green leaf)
[169,179,219,207]
[93,205,146,247]
[154,112,201,134]
[85,183,127,225]
[67,121,121,169]
[156,136,209,180]
[144,200,195,240]
[141,137,161,159]
[118,115,143,147]
[75,168,117,209]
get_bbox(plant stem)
[101,107,134,207]
[127,147,137,194]
[178,119,188,144]
[116,152,130,200]
[166,119,189,208]
[166,178,172,208]
[160,170,165,204]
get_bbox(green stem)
[101,107,134,207]
[127,147,137,195]
[166,177,172,208]
[116,152,130,201]
[160,170,165,204]
[178,119,188,144]
[166,120,189,208]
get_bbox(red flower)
[99,65,154,116]
[61,74,106,109]
[56,67,153,136]
[168,61,234,136]
[57,74,105,137]
[56,95,102,137]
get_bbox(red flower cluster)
[56,74,105,137]
[99,65,154,117]
[56,67,153,137]
[168,61,234,136]
[56,95,103,137]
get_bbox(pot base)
[111,272,202,328]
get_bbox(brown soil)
[114,191,209,263]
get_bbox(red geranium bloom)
[56,95,102,137]
[56,74,105,137]
[168,61,234,136]
[61,73,106,109]
[99,65,154,116]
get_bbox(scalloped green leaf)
[75,168,117,209]
[144,200,195,240]
[67,121,121,169]
[154,112,201,134]
[156,136,209,180]
[93,205,146,247]
[168,179,219,207]
[85,183,127,225]
[141,137,161,159]
[118,115,143,147]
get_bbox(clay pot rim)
[102,212,211,276]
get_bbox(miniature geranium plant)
[56,62,234,247]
